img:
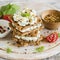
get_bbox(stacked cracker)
[9,8,43,46]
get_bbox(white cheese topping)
[20,24,41,32]
[15,31,41,41]
[13,8,38,26]
[18,17,29,26]
[15,23,41,32]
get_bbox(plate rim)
[0,2,60,60]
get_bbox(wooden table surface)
[0,0,60,60]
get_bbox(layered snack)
[9,8,43,46]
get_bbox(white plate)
[0,2,60,60]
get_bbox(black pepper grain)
[7,27,10,30]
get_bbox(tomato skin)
[3,15,12,23]
[46,32,58,43]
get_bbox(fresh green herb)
[21,13,30,17]
[58,33,60,37]
[6,47,12,53]
[35,46,44,52]
[0,3,20,16]
[0,11,2,17]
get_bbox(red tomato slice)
[3,15,12,23]
[46,32,58,43]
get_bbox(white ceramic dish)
[0,2,60,60]
[0,19,11,38]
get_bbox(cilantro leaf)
[6,47,12,53]
[35,46,44,52]
[21,13,30,17]
[0,3,20,16]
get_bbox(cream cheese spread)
[13,8,38,26]
[15,31,41,41]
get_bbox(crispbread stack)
[9,8,43,46]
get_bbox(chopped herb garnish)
[6,47,12,53]
[35,46,44,52]
[58,33,60,37]
[21,12,30,17]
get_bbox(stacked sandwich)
[9,8,43,46]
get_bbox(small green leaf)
[6,47,12,53]
[12,4,20,10]
[21,13,30,17]
[58,33,60,37]
[35,46,44,52]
